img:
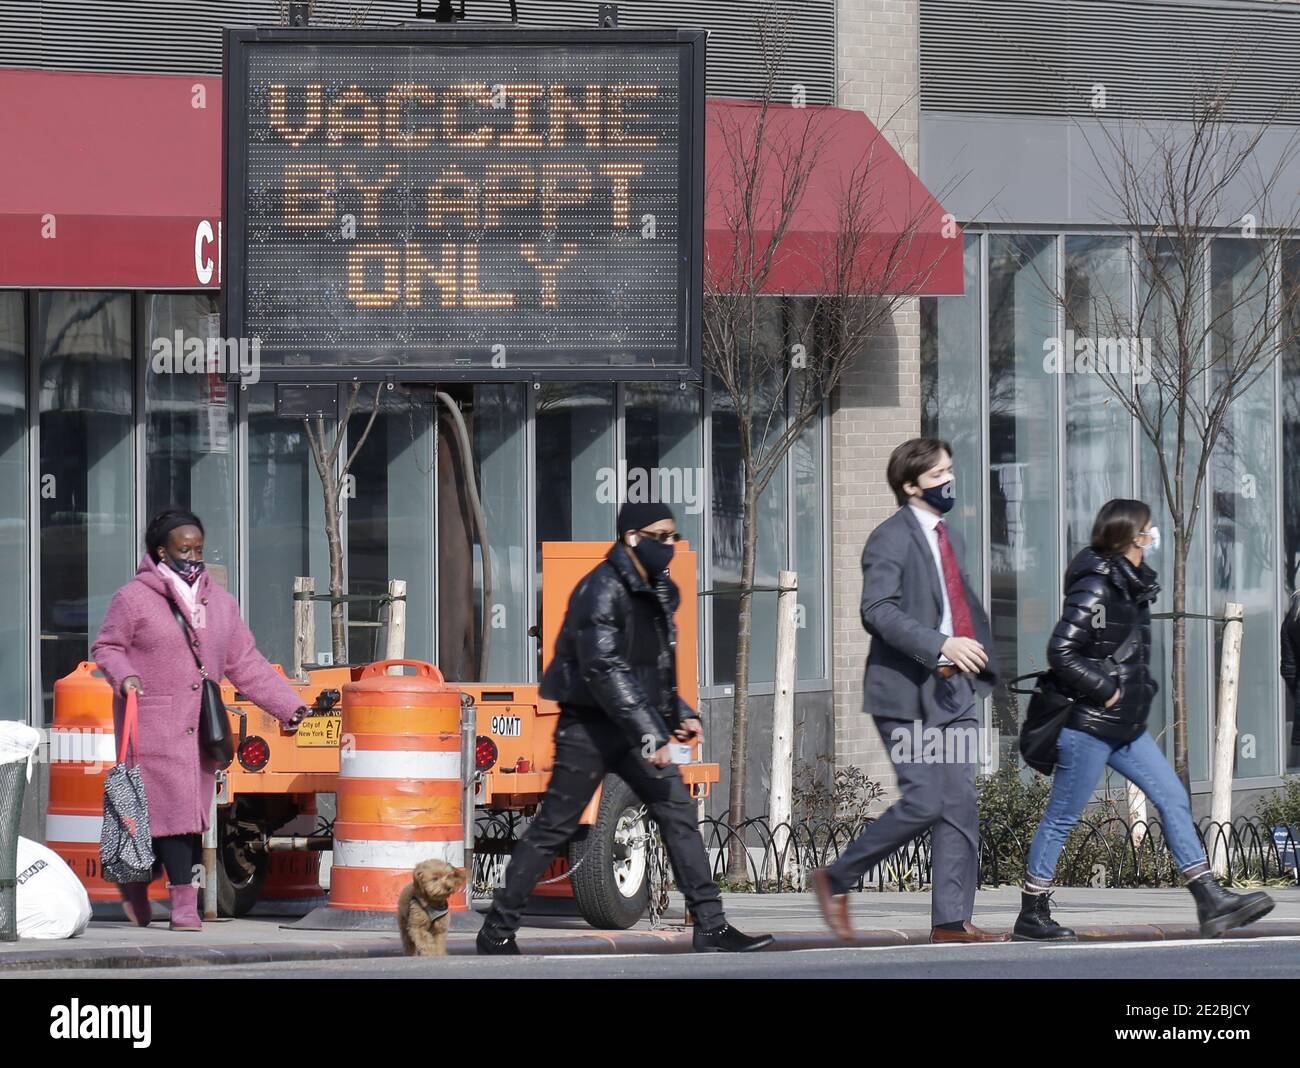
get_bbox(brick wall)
[831,0,922,799]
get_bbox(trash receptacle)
[0,722,42,941]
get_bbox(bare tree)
[1046,57,1300,788]
[302,384,383,664]
[704,8,958,876]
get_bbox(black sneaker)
[476,928,521,956]
[692,923,774,953]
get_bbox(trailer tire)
[216,808,269,918]
[569,775,649,930]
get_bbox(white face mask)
[1141,525,1160,555]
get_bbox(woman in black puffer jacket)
[1014,499,1274,942]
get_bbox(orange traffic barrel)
[48,663,169,917]
[290,660,471,932]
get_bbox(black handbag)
[1010,626,1140,775]
[168,600,234,766]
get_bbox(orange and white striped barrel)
[48,663,168,906]
[329,660,466,913]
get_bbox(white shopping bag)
[15,837,92,939]
[0,721,41,780]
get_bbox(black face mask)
[631,537,674,575]
[918,480,956,514]
[163,555,206,585]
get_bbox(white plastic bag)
[16,837,92,939]
[0,721,41,781]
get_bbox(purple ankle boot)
[167,883,202,931]
[119,882,153,927]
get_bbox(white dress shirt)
[909,503,953,649]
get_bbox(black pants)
[153,834,201,886]
[481,707,725,936]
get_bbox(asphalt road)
[16,935,1300,979]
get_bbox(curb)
[4,921,1299,972]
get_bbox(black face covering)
[632,537,674,575]
[918,479,956,514]
[163,555,206,585]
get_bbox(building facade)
[6,0,1295,849]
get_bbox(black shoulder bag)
[1009,626,1141,775]
[168,601,234,765]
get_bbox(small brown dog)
[397,859,468,957]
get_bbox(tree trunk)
[318,467,347,666]
[726,476,760,881]
[1171,541,1190,791]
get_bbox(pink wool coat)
[91,556,305,837]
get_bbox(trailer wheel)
[216,807,269,918]
[568,775,649,930]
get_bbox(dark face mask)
[164,555,206,585]
[918,479,956,514]
[631,537,675,575]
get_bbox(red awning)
[0,69,960,294]
[705,100,962,295]
[0,69,223,288]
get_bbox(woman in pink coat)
[92,508,309,931]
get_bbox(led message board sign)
[223,27,705,381]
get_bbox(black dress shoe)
[692,923,774,953]
[1012,891,1077,942]
[476,928,521,956]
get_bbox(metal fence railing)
[469,812,1300,898]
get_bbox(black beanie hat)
[616,501,675,536]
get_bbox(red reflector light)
[238,735,270,772]
[475,736,498,772]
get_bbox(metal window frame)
[25,291,39,726]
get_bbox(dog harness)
[422,903,449,923]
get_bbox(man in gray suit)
[812,438,1007,943]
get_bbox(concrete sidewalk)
[3,886,1299,973]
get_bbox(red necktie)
[936,521,976,639]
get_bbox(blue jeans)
[1026,727,1208,882]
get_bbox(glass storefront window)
[37,292,134,719]
[535,384,616,543]
[624,380,708,678]
[623,382,705,556]
[347,386,436,668]
[987,234,1059,745]
[710,346,788,688]
[1063,235,1134,557]
[470,384,528,681]
[1138,239,1211,779]
[144,294,236,592]
[0,294,27,721]
[245,383,332,671]
[921,233,984,589]
[1210,238,1277,781]
[792,403,825,681]
[1282,240,1300,772]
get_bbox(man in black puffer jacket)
[477,502,773,955]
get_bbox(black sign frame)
[221,25,705,383]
